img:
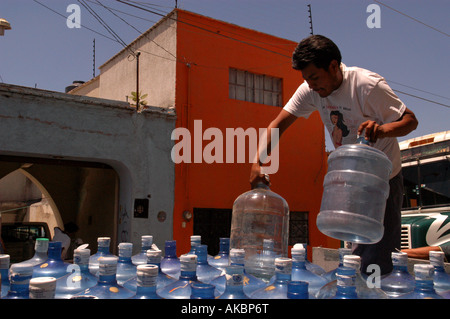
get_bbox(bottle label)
[137,274,157,287]
[226,273,243,286]
[40,263,49,269]
[109,287,119,293]
[99,263,116,276]
[29,287,55,299]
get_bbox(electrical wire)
[373,0,450,38]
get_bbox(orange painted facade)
[172,10,339,255]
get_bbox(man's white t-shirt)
[283,64,406,179]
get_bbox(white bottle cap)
[429,251,444,266]
[74,248,91,265]
[391,252,408,266]
[291,246,306,262]
[141,235,153,245]
[98,256,118,276]
[136,264,158,287]
[180,254,197,272]
[35,238,49,252]
[275,257,292,274]
[29,277,56,299]
[414,264,434,281]
[146,249,162,264]
[0,254,10,269]
[97,237,111,247]
[343,255,361,269]
[118,242,133,257]
[10,263,33,276]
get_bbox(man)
[250,35,418,275]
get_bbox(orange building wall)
[173,10,339,255]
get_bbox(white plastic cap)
[275,257,292,274]
[0,254,10,269]
[180,254,197,272]
[29,277,57,299]
[414,264,435,281]
[391,251,408,266]
[343,255,361,269]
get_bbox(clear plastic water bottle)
[332,267,358,299]
[250,257,292,299]
[317,140,392,244]
[210,248,266,296]
[123,249,176,291]
[399,264,444,299]
[230,182,289,282]
[218,265,249,299]
[322,247,352,282]
[380,252,415,298]
[54,247,98,299]
[29,277,56,299]
[116,242,137,286]
[32,241,70,279]
[131,235,155,266]
[75,256,134,299]
[89,237,115,276]
[429,251,450,293]
[16,238,49,267]
[160,240,180,279]
[293,243,326,276]
[194,244,223,284]
[287,281,309,299]
[190,283,216,299]
[157,254,203,299]
[290,246,328,298]
[316,254,388,299]
[130,264,161,299]
[0,254,10,297]
[3,263,33,299]
[208,238,230,272]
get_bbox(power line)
[392,89,450,108]
[373,0,450,38]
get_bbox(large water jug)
[230,181,289,281]
[316,138,392,244]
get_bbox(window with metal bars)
[229,68,283,107]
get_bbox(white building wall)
[0,83,176,252]
[72,11,177,110]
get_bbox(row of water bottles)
[1,234,449,299]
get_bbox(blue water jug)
[3,263,33,299]
[130,264,161,299]
[32,241,70,279]
[160,240,180,279]
[116,242,137,286]
[194,244,222,284]
[250,257,291,299]
[429,251,450,293]
[89,237,116,276]
[131,235,155,266]
[380,252,415,298]
[0,254,10,297]
[54,247,97,299]
[208,237,230,272]
[218,265,249,299]
[399,264,444,299]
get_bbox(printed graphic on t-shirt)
[323,105,359,148]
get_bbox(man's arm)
[250,109,297,188]
[358,107,418,143]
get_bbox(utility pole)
[307,4,314,35]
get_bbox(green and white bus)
[400,131,450,249]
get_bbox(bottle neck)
[275,272,291,283]
[179,270,197,281]
[136,285,157,295]
[336,285,357,298]
[97,246,110,254]
[414,280,436,292]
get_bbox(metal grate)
[400,224,412,249]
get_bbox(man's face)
[300,61,342,97]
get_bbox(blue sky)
[1,0,449,150]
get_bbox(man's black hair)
[292,35,342,71]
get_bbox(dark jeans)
[352,171,403,276]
